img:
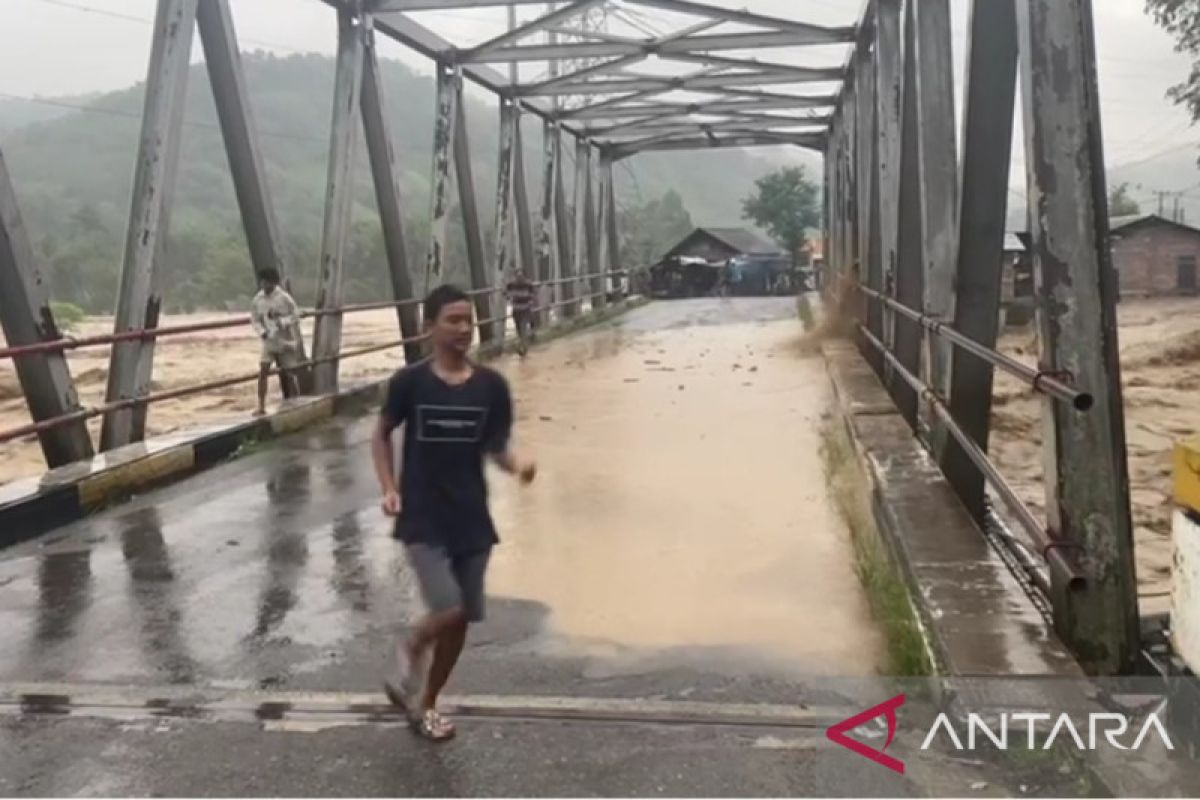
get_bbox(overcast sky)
[0,0,1196,203]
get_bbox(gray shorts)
[406,544,491,623]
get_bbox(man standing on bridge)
[505,268,537,357]
[251,268,301,417]
[372,284,537,742]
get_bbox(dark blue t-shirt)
[380,360,513,555]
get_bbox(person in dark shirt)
[372,284,536,741]
[505,269,537,356]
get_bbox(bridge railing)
[0,270,633,449]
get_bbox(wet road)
[0,298,916,796]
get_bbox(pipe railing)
[855,283,1093,411]
[0,270,637,446]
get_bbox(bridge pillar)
[425,62,458,294]
[101,0,198,450]
[359,18,422,364]
[854,37,874,321]
[450,71,495,343]
[196,0,313,393]
[0,149,94,467]
[554,127,575,316]
[939,0,1019,521]
[596,150,616,301]
[311,7,365,395]
[1017,0,1139,674]
[586,144,605,310]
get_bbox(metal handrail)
[857,323,1085,590]
[854,283,1093,411]
[0,279,635,445]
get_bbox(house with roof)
[649,227,785,298]
[1108,214,1200,296]
[661,227,782,263]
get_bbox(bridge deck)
[0,298,928,796]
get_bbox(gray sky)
[0,0,1196,200]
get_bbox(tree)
[1147,1,1200,122]
[619,190,694,267]
[741,167,821,267]
[1109,182,1141,216]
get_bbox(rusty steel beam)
[912,0,958,431]
[625,0,853,40]
[519,68,840,97]
[870,0,902,364]
[0,147,94,466]
[892,0,922,426]
[564,94,837,120]
[373,0,550,8]
[1016,0,1139,674]
[360,21,422,363]
[452,78,495,342]
[102,0,197,450]
[493,99,519,310]
[537,119,562,326]
[425,62,459,292]
[596,150,617,296]
[511,113,537,283]
[611,132,822,157]
[569,138,591,317]
[311,8,366,394]
[939,0,1019,521]
[516,54,647,97]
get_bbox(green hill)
[0,52,803,313]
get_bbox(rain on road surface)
[0,298,903,797]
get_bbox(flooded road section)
[0,298,882,693]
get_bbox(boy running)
[250,268,300,416]
[372,284,536,741]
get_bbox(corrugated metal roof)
[698,227,780,255]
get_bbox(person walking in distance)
[505,268,537,357]
[372,284,537,741]
[250,268,301,416]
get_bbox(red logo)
[825,694,906,774]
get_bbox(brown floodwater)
[487,298,885,676]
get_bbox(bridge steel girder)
[463,0,608,61]
[570,139,592,318]
[311,8,366,395]
[517,68,840,99]
[451,76,495,343]
[492,98,519,337]
[892,0,924,428]
[465,29,855,65]
[536,119,563,327]
[101,0,198,450]
[553,124,575,314]
[424,62,459,291]
[197,0,313,392]
[854,39,874,322]
[911,0,959,441]
[0,148,94,466]
[869,0,902,370]
[563,95,837,121]
[1016,0,1139,675]
[511,115,537,286]
[360,21,422,364]
[939,0,1019,522]
[584,143,604,310]
[597,151,618,299]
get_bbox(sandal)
[411,708,456,742]
[384,644,426,715]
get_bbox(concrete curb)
[0,296,648,549]
[820,338,1081,678]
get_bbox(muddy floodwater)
[488,299,886,675]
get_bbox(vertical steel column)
[452,77,495,342]
[596,150,615,301]
[425,62,459,293]
[912,0,958,425]
[0,148,93,466]
[939,0,1019,520]
[892,0,922,427]
[311,8,365,395]
[572,138,593,315]
[493,97,518,339]
[101,0,197,450]
[511,115,537,286]
[586,145,604,309]
[555,130,574,313]
[843,73,858,283]
[855,37,874,303]
[537,119,561,326]
[360,20,421,363]
[868,0,901,377]
[1017,0,1139,674]
[196,0,312,393]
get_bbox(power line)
[0,91,328,146]
[25,0,311,55]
